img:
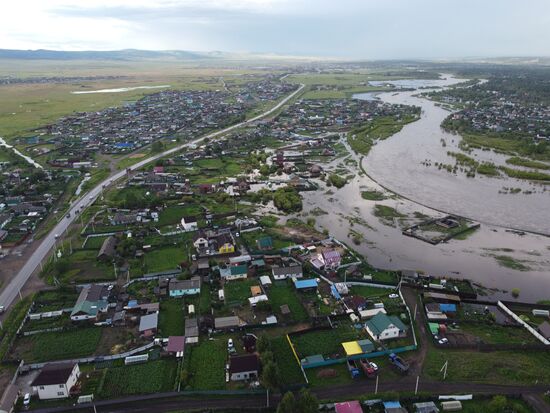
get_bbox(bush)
[328,174,347,188]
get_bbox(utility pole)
[415,375,419,395]
[413,303,417,321]
[375,374,379,394]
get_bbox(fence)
[498,301,550,345]
[22,341,158,371]
[123,269,181,287]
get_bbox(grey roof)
[98,236,117,258]
[539,321,550,339]
[272,265,302,276]
[169,277,201,292]
[139,312,159,332]
[215,316,241,329]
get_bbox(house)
[219,264,248,281]
[229,354,259,381]
[31,363,80,400]
[139,312,159,337]
[294,278,318,292]
[272,264,303,280]
[169,277,201,297]
[259,275,272,287]
[359,308,387,320]
[213,233,235,254]
[181,216,198,231]
[365,313,407,341]
[192,230,209,250]
[166,336,185,357]
[344,295,368,312]
[70,284,110,321]
[322,249,341,269]
[256,236,273,251]
[413,401,440,413]
[97,236,118,261]
[335,401,363,413]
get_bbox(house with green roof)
[256,236,273,251]
[365,312,407,341]
[70,284,110,321]
[219,264,249,281]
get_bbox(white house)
[271,264,303,281]
[229,354,259,381]
[181,216,198,232]
[32,363,80,400]
[364,313,407,341]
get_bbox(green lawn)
[13,327,102,362]
[98,359,177,398]
[144,246,185,273]
[423,348,550,385]
[158,299,185,336]
[271,336,306,387]
[350,285,394,299]
[291,325,363,359]
[454,323,538,345]
[268,281,309,322]
[224,279,258,305]
[186,339,227,390]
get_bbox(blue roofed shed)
[294,278,318,291]
[439,303,457,313]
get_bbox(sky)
[1,0,549,59]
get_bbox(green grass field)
[159,299,185,336]
[291,325,363,359]
[268,281,309,322]
[98,359,177,398]
[271,336,306,387]
[144,246,185,273]
[13,327,102,362]
[186,339,226,390]
[224,279,258,305]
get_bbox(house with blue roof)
[294,278,318,291]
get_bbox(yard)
[291,324,364,359]
[224,279,258,306]
[268,281,309,322]
[48,249,116,283]
[270,336,306,387]
[450,322,539,345]
[144,246,185,273]
[185,339,227,390]
[158,299,185,336]
[423,348,550,385]
[11,327,102,362]
[98,359,177,398]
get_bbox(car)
[388,293,399,299]
[369,361,379,371]
[227,338,234,350]
[0,305,5,313]
[438,338,449,345]
[23,393,31,406]
[66,212,71,218]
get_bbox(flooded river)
[295,75,550,302]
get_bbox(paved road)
[0,83,305,313]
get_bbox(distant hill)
[0,49,214,61]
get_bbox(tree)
[260,350,274,365]
[256,334,271,354]
[261,361,280,391]
[296,388,318,413]
[488,395,508,412]
[276,391,297,413]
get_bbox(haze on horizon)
[1,0,549,60]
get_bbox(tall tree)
[276,391,297,413]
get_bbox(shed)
[538,321,550,339]
[166,336,185,357]
[342,341,363,356]
[280,304,291,315]
[250,286,262,296]
[414,401,440,413]
[139,313,158,336]
[259,275,272,287]
[439,303,457,313]
[335,400,363,413]
[294,278,318,291]
[215,316,242,330]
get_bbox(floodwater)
[359,75,550,235]
[71,85,170,94]
[0,137,43,169]
[293,75,550,302]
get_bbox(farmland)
[98,359,177,398]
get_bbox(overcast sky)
[1,0,549,59]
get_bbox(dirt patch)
[446,331,479,346]
[94,326,145,356]
[274,225,324,243]
[317,368,338,378]
[129,153,146,159]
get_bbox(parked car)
[0,305,4,314]
[438,338,449,345]
[388,293,399,299]
[23,393,31,407]
[227,338,234,351]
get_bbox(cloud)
[1,0,549,58]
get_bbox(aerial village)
[1,74,549,413]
